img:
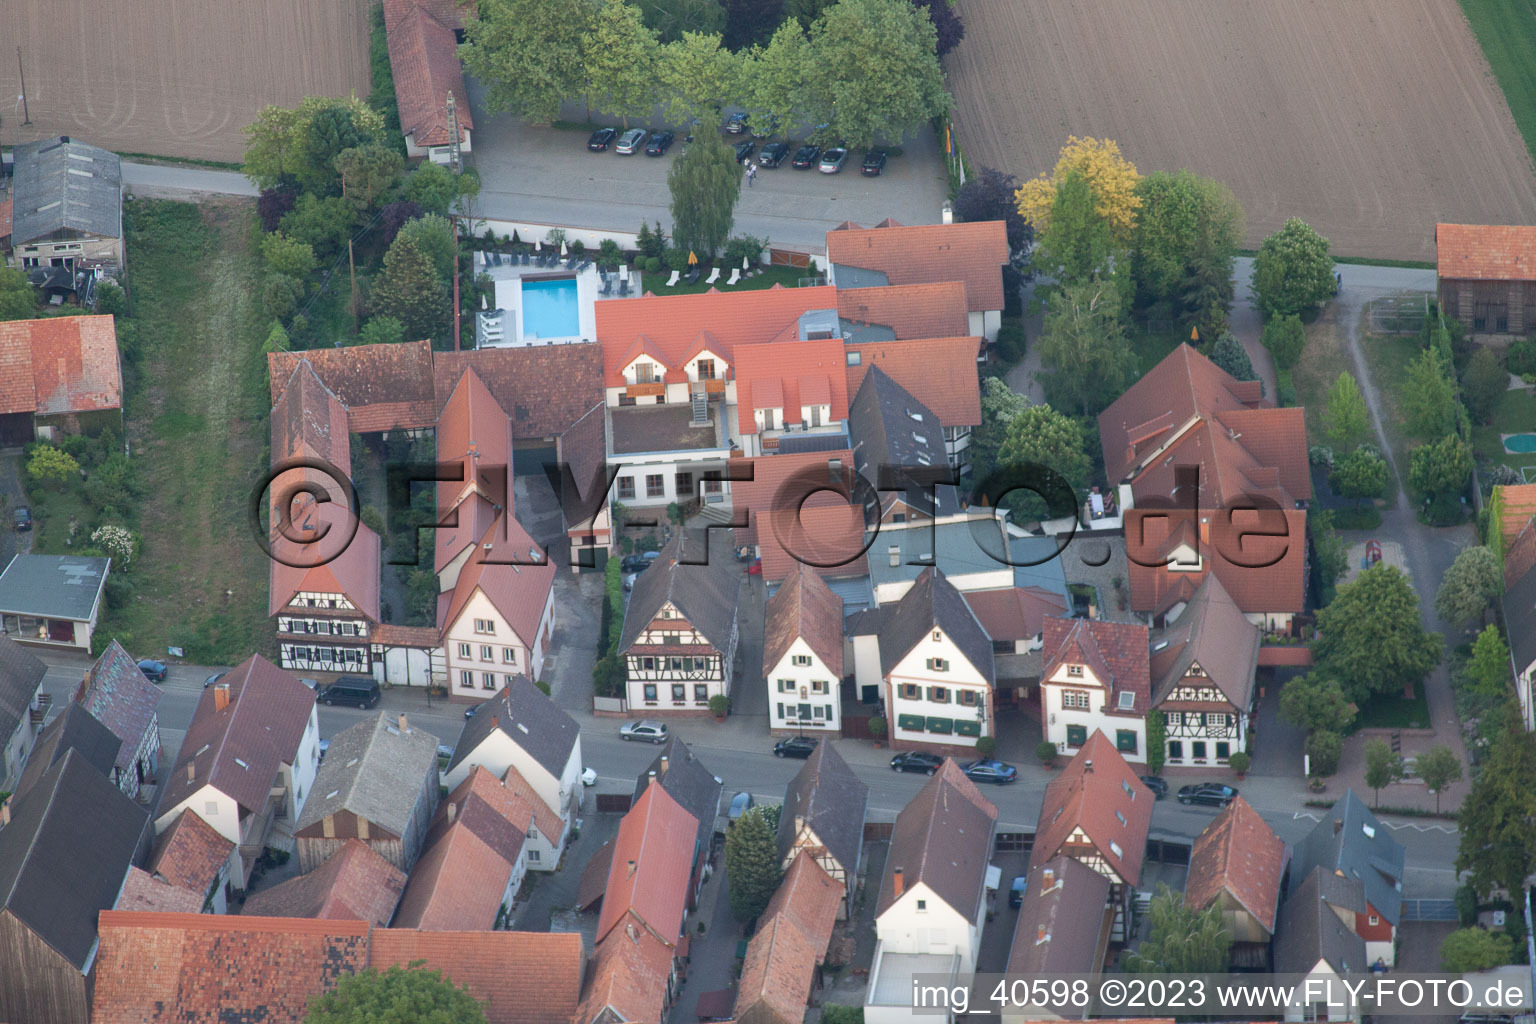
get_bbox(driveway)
[0,450,32,567]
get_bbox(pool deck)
[481,254,607,346]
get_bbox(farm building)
[1436,223,1536,335]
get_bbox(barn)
[1436,223,1536,335]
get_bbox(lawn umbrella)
[561,240,568,256]
[688,251,698,266]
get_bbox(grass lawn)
[1359,327,1421,481]
[1352,687,1432,731]
[1289,308,1355,445]
[1457,0,1536,170]
[1471,385,1536,480]
[1133,324,1190,377]
[641,263,819,297]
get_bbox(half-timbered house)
[776,741,868,919]
[764,563,845,735]
[1149,574,1260,768]
[1038,617,1150,764]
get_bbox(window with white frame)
[792,654,811,667]
[458,642,472,658]
[460,670,473,687]
[482,673,496,690]
[1062,690,1090,709]
[474,619,494,633]
[503,648,517,664]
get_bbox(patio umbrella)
[482,295,488,309]
[561,240,568,256]
[535,240,542,252]
[688,250,698,266]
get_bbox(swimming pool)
[521,277,580,340]
[1505,434,1536,454]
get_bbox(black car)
[861,149,887,176]
[791,144,821,169]
[759,141,789,168]
[773,736,818,759]
[204,671,227,688]
[958,759,1018,784]
[136,659,168,683]
[890,751,943,775]
[1177,783,1239,807]
[587,127,617,151]
[11,507,31,531]
[724,112,750,134]
[1140,775,1169,799]
[734,140,756,163]
[645,130,675,156]
[621,553,656,574]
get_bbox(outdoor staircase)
[695,503,735,526]
[690,386,709,426]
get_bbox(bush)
[868,716,887,739]
[598,238,623,267]
[975,736,997,758]
[1276,367,1297,407]
[570,240,585,257]
[708,694,731,716]
[644,256,662,274]
[723,234,768,269]
[665,248,692,272]
[1228,751,1251,774]
[1454,883,1479,927]
[993,320,1026,364]
[1424,492,1465,526]
[637,221,668,260]
[94,280,127,315]
[262,274,303,319]
[1036,740,1059,764]
[1307,730,1343,777]
[1507,339,1536,376]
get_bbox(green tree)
[634,0,724,43]
[1260,313,1306,370]
[1331,446,1388,511]
[279,194,356,260]
[994,403,1091,523]
[1208,333,1257,383]
[668,131,741,258]
[1147,710,1167,775]
[1416,744,1462,814]
[658,31,741,125]
[1313,564,1442,705]
[402,162,466,216]
[1461,347,1508,424]
[304,965,488,1023]
[263,274,304,320]
[94,280,127,316]
[357,315,406,347]
[969,377,1032,487]
[1440,928,1515,972]
[726,805,782,920]
[723,0,785,50]
[1364,738,1403,808]
[786,0,832,29]
[1036,170,1116,286]
[0,267,39,320]
[370,235,450,344]
[1466,625,1511,699]
[1306,729,1344,777]
[746,20,811,132]
[27,444,80,485]
[243,96,388,193]
[395,214,458,283]
[1279,673,1356,734]
[1435,547,1502,629]
[1123,883,1231,973]
[1130,169,1243,318]
[1310,509,1350,606]
[1039,278,1135,416]
[1402,347,1459,440]
[333,143,404,211]
[260,232,318,279]
[1251,217,1334,320]
[1322,371,1370,450]
[263,321,291,353]
[1456,724,1536,898]
[1409,434,1472,499]
[585,0,661,127]
[804,0,948,150]
[462,0,596,122]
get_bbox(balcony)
[626,381,666,399]
[697,378,727,396]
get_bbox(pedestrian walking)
[747,162,757,187]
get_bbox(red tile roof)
[117,866,204,914]
[826,220,1008,311]
[370,929,584,1024]
[383,0,472,33]
[500,763,563,841]
[1184,796,1287,935]
[845,336,983,428]
[1436,224,1536,282]
[596,285,839,387]
[149,808,236,896]
[0,315,122,416]
[433,344,604,440]
[424,765,537,863]
[763,563,845,677]
[576,923,675,1024]
[763,850,842,945]
[598,782,699,947]
[731,450,868,584]
[387,4,474,148]
[963,587,1070,644]
[370,623,443,647]
[1507,520,1536,592]
[734,853,843,1024]
[438,514,555,648]
[392,818,517,930]
[1496,484,1536,551]
[0,198,11,241]
[1033,731,1154,887]
[437,365,512,486]
[1041,616,1151,715]
[270,358,352,470]
[267,341,436,434]
[836,282,971,340]
[241,839,407,926]
[734,338,849,436]
[1125,507,1308,616]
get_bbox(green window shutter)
[926,717,953,734]
[1066,724,1087,748]
[897,714,926,732]
[954,719,981,737]
[1116,729,1137,753]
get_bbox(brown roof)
[730,449,867,584]
[92,912,372,1024]
[1150,573,1260,709]
[433,343,605,439]
[734,338,850,436]
[438,363,513,472]
[1006,855,1112,976]
[826,220,1009,311]
[241,839,406,926]
[1126,507,1309,617]
[382,0,472,33]
[370,623,443,647]
[0,315,122,416]
[438,515,555,648]
[1033,731,1154,886]
[1508,519,1536,591]
[1496,484,1536,552]
[963,587,1069,643]
[271,358,351,469]
[1041,616,1151,715]
[763,562,844,677]
[597,782,699,947]
[267,341,436,433]
[877,760,998,921]
[424,765,537,863]
[117,866,204,914]
[844,336,983,428]
[387,4,474,148]
[836,282,972,340]
[159,654,317,816]
[500,764,564,842]
[392,819,517,930]
[1184,796,1287,936]
[369,929,584,1024]
[1436,223,1536,282]
[734,854,842,1024]
[576,923,675,1024]
[149,809,236,896]
[0,198,10,241]
[578,839,616,911]
[763,850,842,944]
[77,638,163,781]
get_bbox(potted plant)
[868,717,887,748]
[708,694,731,720]
[1036,740,1058,768]
[1228,751,1251,779]
[1308,776,1327,793]
[975,736,998,759]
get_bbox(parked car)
[623,573,639,592]
[318,676,381,709]
[734,140,756,163]
[621,554,656,574]
[728,791,755,822]
[1009,874,1029,908]
[750,115,780,139]
[318,738,330,763]
[615,128,648,154]
[11,507,31,531]
[581,766,598,786]
[587,127,617,151]
[890,751,943,775]
[791,144,821,169]
[759,142,789,168]
[773,736,818,759]
[724,112,750,134]
[645,130,675,156]
[464,702,483,720]
[861,149,888,176]
[818,147,848,173]
[621,720,669,744]
[1140,775,1169,799]
[958,759,1018,784]
[437,743,456,762]
[1177,783,1239,807]
[203,671,227,688]
[136,659,168,683]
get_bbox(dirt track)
[5,0,372,163]
[947,0,1536,260]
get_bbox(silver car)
[620,720,669,744]
[615,128,648,155]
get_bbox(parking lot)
[466,91,951,252]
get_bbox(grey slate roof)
[10,137,123,246]
[0,749,148,970]
[1286,788,1405,927]
[619,532,742,653]
[12,703,121,803]
[876,760,998,922]
[445,674,581,781]
[848,366,960,518]
[831,265,891,290]
[631,736,723,868]
[776,741,868,882]
[1506,559,1536,677]
[77,640,163,782]
[877,567,996,685]
[0,634,46,745]
[296,712,441,836]
[1273,865,1368,975]
[0,554,111,621]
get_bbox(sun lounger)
[705,267,720,284]
[600,277,613,295]
[666,270,681,287]
[726,268,741,286]
[619,279,630,297]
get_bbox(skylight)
[1110,840,1124,859]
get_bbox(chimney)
[941,201,954,225]
[398,714,409,732]
[627,860,637,878]
[214,683,231,712]
[648,769,658,788]
[1334,818,1344,836]
[1042,867,1056,891]
[1036,925,1050,945]
[186,763,196,783]
[660,756,669,777]
[491,716,499,731]
[0,799,10,827]
[1084,760,1093,773]
[893,868,905,897]
[447,802,458,822]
